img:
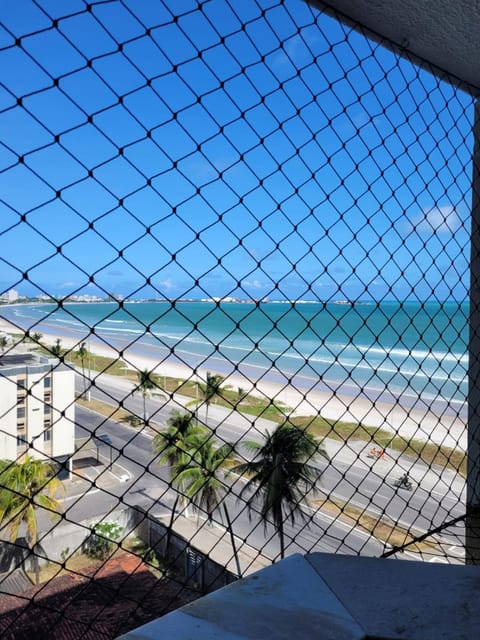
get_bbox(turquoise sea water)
[1,300,468,411]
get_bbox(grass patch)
[28,542,166,585]
[314,495,437,554]
[124,536,169,578]
[27,552,102,584]
[77,397,144,430]
[292,414,466,477]
[229,398,290,423]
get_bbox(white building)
[0,353,75,478]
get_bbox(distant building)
[0,353,75,478]
[66,294,104,303]
[0,289,19,303]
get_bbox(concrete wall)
[0,504,144,575]
[136,511,236,593]
[0,505,234,596]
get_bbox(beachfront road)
[74,374,466,561]
[72,405,384,560]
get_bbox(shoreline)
[0,316,467,452]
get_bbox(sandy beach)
[0,316,467,452]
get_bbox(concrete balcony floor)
[119,552,480,639]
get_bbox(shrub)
[84,521,123,560]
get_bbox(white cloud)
[414,205,461,234]
[158,278,177,291]
[283,35,303,60]
[242,279,266,290]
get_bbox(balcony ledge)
[118,552,480,639]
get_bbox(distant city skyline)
[0,0,473,303]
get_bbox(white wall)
[0,357,75,464]
[51,367,75,458]
[0,376,18,460]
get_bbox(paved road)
[73,406,384,561]
[72,373,466,562]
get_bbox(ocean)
[1,300,468,412]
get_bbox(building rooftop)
[0,550,199,640]
[0,352,65,377]
[0,353,46,368]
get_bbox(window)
[44,428,52,442]
[44,376,51,388]
[17,406,25,419]
[17,378,27,403]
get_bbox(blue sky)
[0,0,474,301]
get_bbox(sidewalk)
[152,512,272,578]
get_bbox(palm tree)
[76,341,89,397]
[0,335,8,353]
[152,410,201,478]
[51,338,62,358]
[32,331,43,344]
[236,387,246,406]
[135,369,156,423]
[174,433,235,524]
[0,457,64,583]
[152,410,205,518]
[196,372,225,423]
[233,423,328,560]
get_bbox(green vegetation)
[51,338,63,357]
[174,432,235,523]
[49,339,289,421]
[25,536,163,585]
[0,457,64,584]
[198,372,225,422]
[84,521,123,560]
[152,410,203,479]
[152,409,239,567]
[31,331,43,344]
[1,325,463,561]
[233,424,328,559]
[291,414,467,477]
[0,335,8,352]
[76,341,89,397]
[77,396,143,430]
[135,368,158,422]
[125,536,166,577]
[152,411,234,522]
[313,495,436,554]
